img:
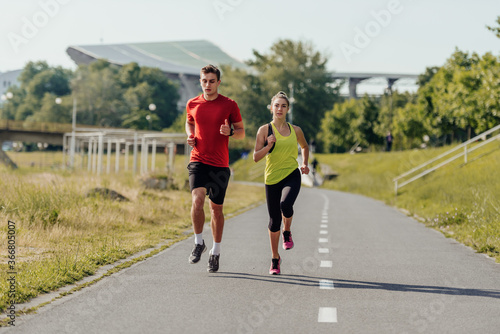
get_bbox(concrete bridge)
[0,119,69,168]
[331,72,419,98]
[0,119,187,173]
[0,120,185,147]
[0,119,70,146]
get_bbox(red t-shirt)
[186,94,242,167]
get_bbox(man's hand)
[187,134,196,147]
[220,119,231,136]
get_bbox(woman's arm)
[253,125,276,162]
[294,125,310,174]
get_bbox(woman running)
[253,91,309,275]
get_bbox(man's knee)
[192,188,206,209]
[210,202,224,216]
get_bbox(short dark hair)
[200,64,221,81]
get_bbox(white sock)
[194,233,203,245]
[211,242,221,255]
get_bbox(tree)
[487,16,500,38]
[27,93,71,123]
[167,112,187,133]
[320,96,379,152]
[25,67,72,100]
[71,60,126,127]
[138,66,179,128]
[118,63,180,129]
[119,62,141,87]
[391,100,430,149]
[11,61,72,122]
[218,65,269,136]
[400,49,500,145]
[1,86,24,120]
[248,39,341,140]
[427,50,499,140]
[473,52,500,131]
[18,61,50,87]
[375,91,416,139]
[357,96,382,148]
[416,66,440,87]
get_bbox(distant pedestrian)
[253,91,309,275]
[185,64,245,273]
[310,138,316,153]
[312,158,318,175]
[385,131,393,152]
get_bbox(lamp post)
[1,91,13,103]
[147,103,156,131]
[56,97,77,168]
[288,83,295,124]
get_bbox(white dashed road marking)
[318,307,338,323]
[317,194,337,324]
[320,260,332,268]
[319,280,335,290]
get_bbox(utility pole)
[288,82,294,124]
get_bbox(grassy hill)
[233,143,500,262]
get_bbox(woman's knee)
[268,219,281,233]
[280,201,294,218]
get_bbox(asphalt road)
[3,186,500,334]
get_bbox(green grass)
[0,152,265,313]
[234,142,500,262]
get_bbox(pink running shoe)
[270,257,281,275]
[282,231,294,250]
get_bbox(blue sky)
[1,0,499,76]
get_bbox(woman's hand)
[267,134,276,147]
[300,164,309,175]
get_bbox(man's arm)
[231,120,245,139]
[186,119,196,147]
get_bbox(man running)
[186,64,245,273]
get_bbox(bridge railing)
[0,119,73,133]
[393,123,500,195]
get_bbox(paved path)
[3,187,500,333]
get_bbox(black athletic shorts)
[187,162,231,205]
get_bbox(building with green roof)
[66,40,248,108]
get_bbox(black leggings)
[265,169,301,232]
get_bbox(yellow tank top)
[265,122,299,185]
